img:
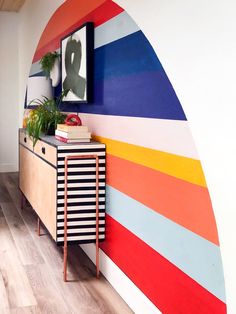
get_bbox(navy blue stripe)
[59,71,186,120]
[29,71,45,78]
[31,30,186,120]
[94,31,163,80]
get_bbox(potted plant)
[40,51,60,78]
[26,90,68,147]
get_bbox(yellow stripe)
[93,135,207,187]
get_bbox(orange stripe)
[33,0,123,62]
[37,0,107,51]
[106,154,219,245]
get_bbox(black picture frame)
[61,22,94,103]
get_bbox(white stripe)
[95,11,140,49]
[57,205,105,211]
[57,159,105,166]
[57,190,105,196]
[59,159,105,165]
[79,113,199,159]
[57,205,105,213]
[57,197,105,204]
[57,227,105,235]
[58,174,105,180]
[57,213,105,219]
[57,182,105,188]
[81,244,161,314]
[58,151,106,158]
[57,234,105,241]
[57,143,105,150]
[57,220,105,227]
[58,166,105,173]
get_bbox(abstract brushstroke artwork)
[61,22,93,103]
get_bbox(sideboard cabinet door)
[33,154,57,239]
[19,145,35,205]
[19,145,57,240]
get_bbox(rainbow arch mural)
[27,0,226,312]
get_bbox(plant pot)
[46,125,55,135]
[50,58,61,87]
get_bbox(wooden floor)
[0,172,133,314]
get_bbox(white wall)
[0,13,19,172]
[0,0,64,172]
[116,0,236,312]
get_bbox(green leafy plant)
[26,90,68,147]
[39,51,59,77]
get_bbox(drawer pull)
[24,137,27,143]
[42,147,46,154]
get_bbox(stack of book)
[55,124,91,143]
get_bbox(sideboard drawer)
[34,139,57,167]
[19,130,33,151]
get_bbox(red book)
[55,135,90,143]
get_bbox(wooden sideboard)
[19,129,106,280]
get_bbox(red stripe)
[100,215,226,313]
[33,0,123,62]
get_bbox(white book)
[55,129,91,139]
[57,124,88,132]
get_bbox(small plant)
[40,51,59,77]
[26,90,68,147]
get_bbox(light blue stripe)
[30,12,139,77]
[29,61,41,76]
[95,11,140,49]
[106,185,225,302]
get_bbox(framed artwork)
[61,22,94,103]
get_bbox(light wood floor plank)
[0,270,10,313]
[0,216,37,308]
[1,202,44,266]
[19,209,116,314]
[0,172,133,314]
[24,264,71,314]
[1,173,22,209]
[69,246,133,314]
[0,173,12,202]
[10,306,39,314]
[19,205,132,313]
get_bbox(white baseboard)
[0,163,18,173]
[80,244,161,314]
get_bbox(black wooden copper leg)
[20,192,26,210]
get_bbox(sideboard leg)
[37,218,41,236]
[96,238,100,279]
[95,156,100,279]
[63,245,68,282]
[64,156,69,282]
[20,192,26,210]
